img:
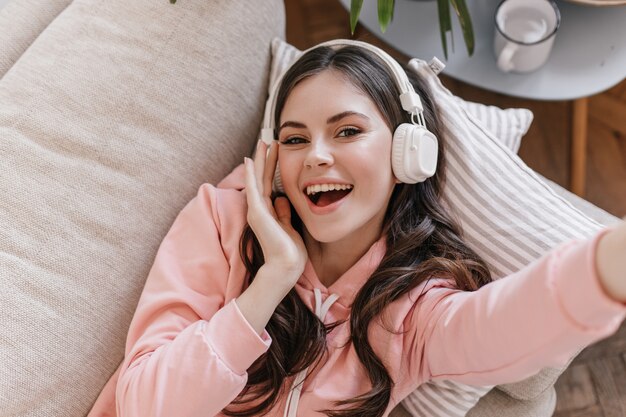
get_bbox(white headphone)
[261,39,439,192]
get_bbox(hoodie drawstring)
[283,288,339,417]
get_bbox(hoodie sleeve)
[407,228,626,387]
[114,184,271,417]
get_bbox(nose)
[304,139,334,169]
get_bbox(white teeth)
[306,183,353,195]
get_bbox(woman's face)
[277,69,398,244]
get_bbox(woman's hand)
[244,140,307,282]
[236,140,307,335]
[596,216,626,303]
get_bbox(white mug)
[493,0,561,73]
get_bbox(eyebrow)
[278,111,370,134]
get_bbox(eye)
[280,136,308,145]
[337,127,361,137]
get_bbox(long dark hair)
[223,45,492,417]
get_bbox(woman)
[88,40,626,417]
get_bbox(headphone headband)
[261,39,425,144]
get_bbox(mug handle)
[497,43,518,73]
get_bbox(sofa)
[0,0,619,416]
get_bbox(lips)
[300,179,354,214]
[309,188,352,207]
[304,187,353,215]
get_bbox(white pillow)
[265,38,608,417]
[268,38,533,155]
[454,98,532,154]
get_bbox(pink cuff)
[204,300,271,375]
[217,164,245,190]
[552,228,626,332]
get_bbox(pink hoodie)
[88,167,626,417]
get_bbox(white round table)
[338,0,626,100]
[338,0,626,196]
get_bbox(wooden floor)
[285,1,626,416]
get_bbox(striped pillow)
[401,380,492,417]
[403,57,607,414]
[454,98,533,153]
[268,38,533,155]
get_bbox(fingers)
[274,196,291,224]
[252,139,278,198]
[263,141,278,195]
[244,157,263,213]
[245,140,279,227]
[253,140,267,195]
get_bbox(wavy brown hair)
[222,45,492,417]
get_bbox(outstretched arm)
[404,224,626,388]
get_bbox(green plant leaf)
[350,0,364,35]
[437,0,451,60]
[170,0,176,3]
[378,0,394,33]
[450,0,475,56]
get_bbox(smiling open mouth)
[305,184,354,207]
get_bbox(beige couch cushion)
[0,0,284,415]
[0,0,72,77]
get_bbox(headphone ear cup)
[392,124,439,184]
